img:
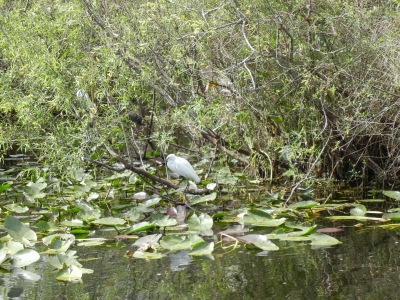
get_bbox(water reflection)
[0,228,399,299]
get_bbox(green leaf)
[0,183,12,193]
[23,179,47,202]
[350,204,367,216]
[91,217,126,226]
[289,201,320,209]
[309,233,342,247]
[3,204,29,213]
[77,240,105,247]
[126,222,155,234]
[43,234,75,254]
[383,213,400,221]
[160,235,192,251]
[12,249,40,267]
[4,216,37,246]
[239,235,279,251]
[47,251,81,269]
[187,213,213,233]
[132,251,164,260]
[153,216,177,227]
[133,234,162,249]
[325,216,386,222]
[190,193,217,205]
[189,241,214,256]
[56,265,83,282]
[382,190,400,200]
[61,219,84,227]
[243,209,286,227]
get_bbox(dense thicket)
[1,0,400,186]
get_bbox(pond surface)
[3,225,399,300]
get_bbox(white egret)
[165,154,200,184]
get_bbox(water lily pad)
[6,241,24,255]
[47,251,81,269]
[61,219,84,227]
[350,204,367,216]
[132,251,164,260]
[383,213,400,221]
[190,193,217,205]
[77,240,105,247]
[189,241,214,256]
[160,235,192,251]
[12,249,40,267]
[289,201,320,209]
[243,209,286,227]
[325,216,386,222]
[23,179,47,202]
[91,217,126,226]
[153,216,177,227]
[133,234,162,249]
[309,233,342,247]
[43,234,75,254]
[126,222,155,234]
[238,234,279,251]
[3,204,29,213]
[187,213,213,232]
[56,265,83,282]
[382,190,400,201]
[4,216,37,246]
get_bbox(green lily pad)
[383,213,400,221]
[238,234,279,251]
[56,265,83,282]
[243,209,286,227]
[153,216,177,227]
[91,217,126,226]
[43,234,75,254]
[289,201,320,209]
[325,216,386,222]
[12,249,40,267]
[382,190,400,201]
[132,251,164,260]
[47,251,81,269]
[309,233,342,247]
[61,219,84,227]
[187,213,213,233]
[77,240,105,247]
[4,216,37,246]
[126,222,155,234]
[23,179,47,202]
[6,241,24,255]
[160,235,192,251]
[189,241,214,256]
[190,193,217,205]
[350,204,367,216]
[3,204,29,213]
[133,234,162,249]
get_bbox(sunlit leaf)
[56,265,83,282]
[133,234,162,249]
[189,241,214,256]
[126,222,155,234]
[382,190,400,201]
[4,216,37,246]
[77,240,105,247]
[23,179,47,202]
[350,204,367,216]
[47,251,81,269]
[132,251,164,260]
[133,192,147,200]
[43,234,75,254]
[187,213,213,233]
[12,249,40,267]
[309,233,342,247]
[243,209,286,227]
[91,217,126,226]
[190,192,217,204]
[383,213,400,221]
[325,216,387,222]
[289,201,320,209]
[0,183,12,193]
[239,235,279,251]
[160,235,192,251]
[153,216,177,227]
[3,204,29,213]
[61,219,84,227]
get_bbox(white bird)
[165,154,200,183]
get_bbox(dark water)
[3,226,399,300]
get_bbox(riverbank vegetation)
[1,1,400,188]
